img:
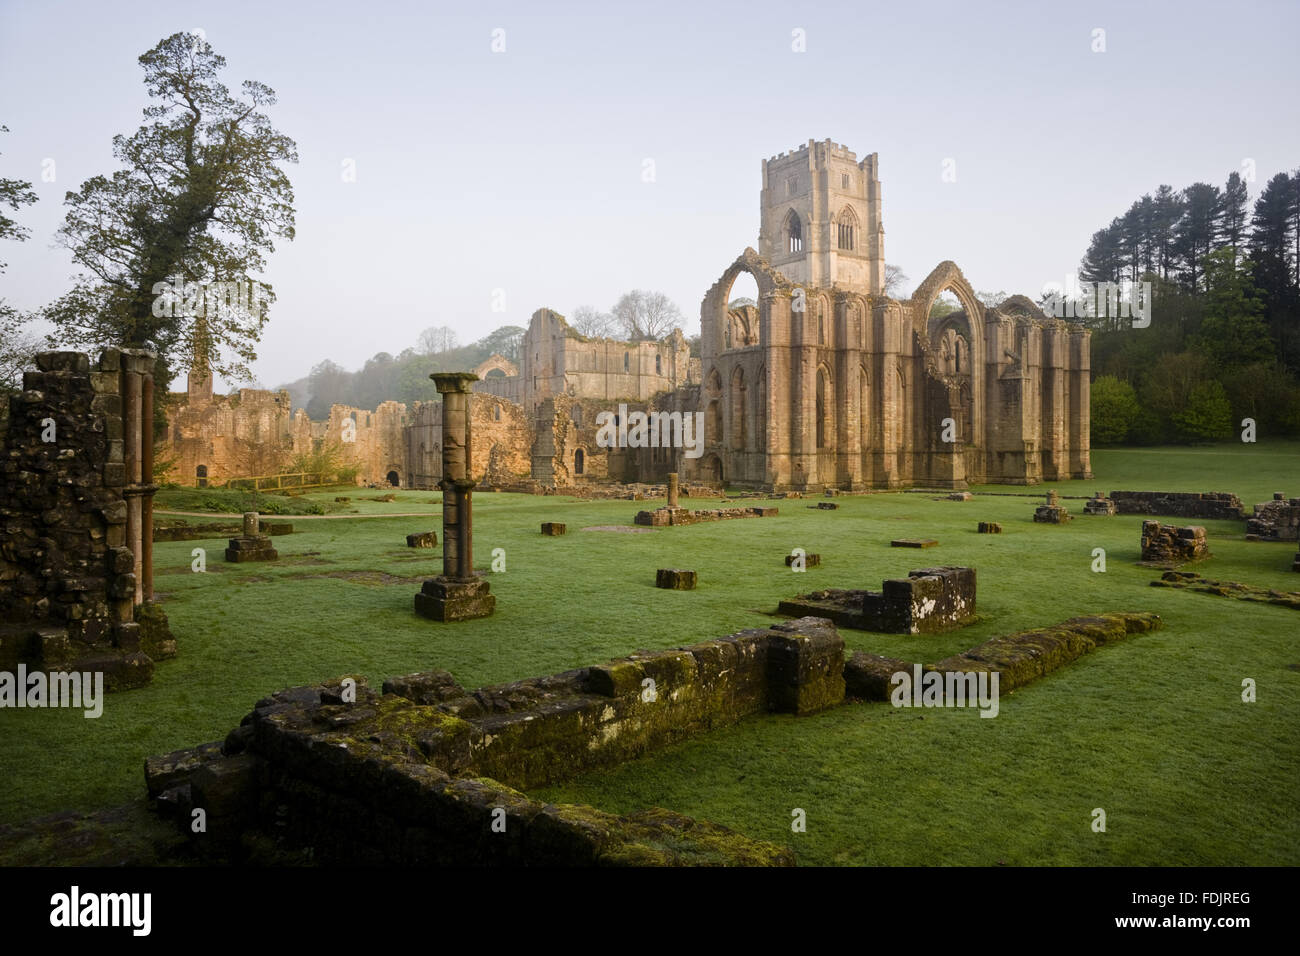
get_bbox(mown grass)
[1,441,1297,865]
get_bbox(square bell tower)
[759,139,885,295]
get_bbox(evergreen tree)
[1175,183,1222,291]
[1249,172,1300,369]
[1151,185,1184,282]
[1196,248,1273,368]
[1080,219,1124,285]
[1220,171,1250,266]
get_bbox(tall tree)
[884,263,909,297]
[1220,171,1250,266]
[1175,182,1223,290]
[1151,185,1184,281]
[416,325,459,355]
[1249,171,1300,369]
[1080,218,1124,285]
[1196,248,1273,369]
[570,305,617,338]
[611,290,683,341]
[44,32,297,384]
[0,125,40,392]
[476,324,525,363]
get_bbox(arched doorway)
[386,470,400,487]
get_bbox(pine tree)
[1175,183,1223,291]
[1221,171,1250,266]
[1152,185,1184,281]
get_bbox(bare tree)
[978,290,1008,308]
[417,325,459,355]
[884,264,909,298]
[570,305,617,338]
[612,290,683,341]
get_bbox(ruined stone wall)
[1140,521,1211,566]
[1247,494,1300,541]
[167,387,412,489]
[165,388,294,487]
[405,393,531,490]
[320,401,408,486]
[0,350,171,690]
[521,309,694,412]
[778,566,977,634]
[1111,491,1245,521]
[145,617,843,865]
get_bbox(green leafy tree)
[476,324,525,363]
[1089,375,1141,444]
[0,124,40,393]
[1196,248,1273,369]
[44,32,297,384]
[1171,380,1233,442]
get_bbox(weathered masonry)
[0,350,174,690]
[168,139,1092,494]
[146,616,845,865]
[779,566,977,634]
[681,140,1091,491]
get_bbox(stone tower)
[186,315,213,405]
[759,139,885,296]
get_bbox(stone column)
[118,350,161,605]
[667,472,679,509]
[415,373,495,621]
[140,368,155,602]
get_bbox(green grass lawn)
[2,441,1297,865]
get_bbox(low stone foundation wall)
[1111,490,1245,520]
[778,566,976,634]
[153,520,292,542]
[1151,571,1300,609]
[844,611,1163,700]
[634,506,778,526]
[144,617,844,865]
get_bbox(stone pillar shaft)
[415,372,495,622]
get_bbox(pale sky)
[2,0,1297,391]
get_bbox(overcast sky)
[2,0,1297,391]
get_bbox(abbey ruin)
[164,139,1091,492]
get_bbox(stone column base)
[225,535,279,562]
[414,575,495,622]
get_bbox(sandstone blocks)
[656,569,697,590]
[1140,521,1210,566]
[1033,490,1071,523]
[1083,493,1117,516]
